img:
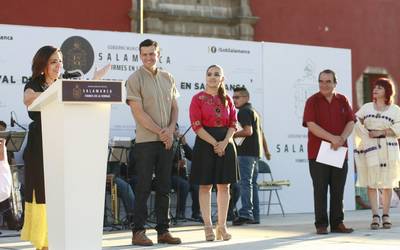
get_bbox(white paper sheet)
[234,123,245,146]
[316,141,347,168]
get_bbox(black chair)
[257,160,285,216]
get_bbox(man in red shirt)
[303,69,355,234]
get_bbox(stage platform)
[1,209,399,249]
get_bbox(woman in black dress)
[20,46,62,250]
[189,65,239,241]
[20,45,109,250]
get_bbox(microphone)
[10,111,27,131]
[10,112,15,127]
[62,69,84,79]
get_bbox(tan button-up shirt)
[126,66,179,143]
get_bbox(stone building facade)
[129,0,258,41]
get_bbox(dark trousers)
[228,183,240,219]
[0,198,20,230]
[171,175,189,216]
[132,142,173,234]
[309,160,348,228]
[190,184,200,216]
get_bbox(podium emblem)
[72,84,83,99]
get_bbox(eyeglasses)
[232,96,247,99]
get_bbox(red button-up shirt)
[189,91,237,132]
[303,92,355,159]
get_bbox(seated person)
[106,162,135,225]
[0,120,20,230]
[127,138,139,192]
[355,187,370,210]
[170,125,192,219]
[0,121,16,166]
[354,171,370,210]
[395,183,400,200]
[227,183,240,221]
[174,129,203,221]
[189,169,201,221]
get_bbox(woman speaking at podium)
[21,45,110,250]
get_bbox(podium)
[29,79,124,250]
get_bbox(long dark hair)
[31,45,61,80]
[207,64,227,106]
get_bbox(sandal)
[204,225,215,241]
[382,214,392,229]
[370,214,380,230]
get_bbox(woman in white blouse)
[354,78,400,230]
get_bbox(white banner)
[0,24,353,213]
[262,42,355,213]
[0,24,262,144]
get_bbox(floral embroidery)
[198,94,206,100]
[190,91,237,131]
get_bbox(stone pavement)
[0,209,399,249]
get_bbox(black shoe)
[191,213,203,222]
[227,209,239,221]
[4,211,21,231]
[176,212,186,220]
[233,217,251,226]
[246,219,260,224]
[175,217,187,222]
[227,213,236,221]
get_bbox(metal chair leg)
[267,190,272,215]
[274,190,285,216]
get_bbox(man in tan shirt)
[126,39,181,246]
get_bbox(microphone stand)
[174,125,192,221]
[12,120,27,131]
[177,125,192,145]
[11,112,27,131]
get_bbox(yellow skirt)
[20,192,48,249]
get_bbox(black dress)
[190,127,239,185]
[23,78,46,203]
[189,92,239,185]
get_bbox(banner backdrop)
[262,42,354,213]
[0,24,353,213]
[0,24,262,144]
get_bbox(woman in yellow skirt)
[21,45,62,250]
[21,46,109,249]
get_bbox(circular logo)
[61,36,94,74]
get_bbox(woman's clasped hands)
[213,139,229,157]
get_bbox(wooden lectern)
[29,79,124,250]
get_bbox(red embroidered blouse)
[189,91,237,132]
